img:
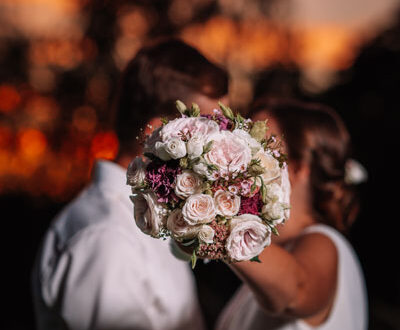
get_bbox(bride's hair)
[249,98,359,232]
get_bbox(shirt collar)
[92,160,132,197]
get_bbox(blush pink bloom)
[214,190,241,217]
[203,131,252,177]
[226,214,271,261]
[160,117,219,142]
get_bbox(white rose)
[186,134,204,160]
[131,192,167,237]
[174,170,202,199]
[163,137,187,159]
[167,209,199,240]
[182,193,216,225]
[126,157,147,188]
[254,150,281,184]
[262,202,285,224]
[226,214,271,262]
[264,183,283,203]
[232,129,262,154]
[198,225,215,244]
[155,141,172,161]
[203,131,252,177]
[214,190,241,217]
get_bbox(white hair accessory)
[344,159,368,185]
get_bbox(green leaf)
[202,140,213,154]
[179,157,189,168]
[190,103,201,117]
[250,177,258,192]
[160,117,169,125]
[191,250,197,269]
[218,101,234,120]
[176,100,188,115]
[250,255,261,263]
[270,226,280,236]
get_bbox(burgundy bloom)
[145,160,181,203]
[238,192,263,215]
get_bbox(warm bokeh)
[0,0,397,200]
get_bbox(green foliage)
[250,120,268,142]
[202,140,213,154]
[250,255,261,263]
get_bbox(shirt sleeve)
[53,225,155,330]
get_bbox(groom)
[32,39,228,330]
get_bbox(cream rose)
[226,214,271,261]
[198,225,215,244]
[203,131,252,177]
[126,157,147,188]
[254,150,281,184]
[167,209,199,240]
[214,190,241,217]
[182,193,216,225]
[131,192,167,237]
[174,170,202,199]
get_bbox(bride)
[216,98,368,330]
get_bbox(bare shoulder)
[287,229,339,316]
[292,230,338,276]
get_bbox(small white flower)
[163,137,187,159]
[198,225,215,244]
[174,170,202,199]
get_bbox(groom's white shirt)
[32,160,204,330]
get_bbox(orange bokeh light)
[90,131,119,160]
[0,85,21,113]
[17,128,47,159]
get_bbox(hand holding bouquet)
[127,101,290,267]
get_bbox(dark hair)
[249,98,359,232]
[113,39,228,155]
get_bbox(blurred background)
[0,0,399,329]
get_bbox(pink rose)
[160,117,219,142]
[203,131,252,177]
[214,190,241,217]
[226,214,271,261]
[182,193,216,225]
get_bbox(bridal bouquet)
[127,101,290,267]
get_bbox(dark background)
[0,1,399,329]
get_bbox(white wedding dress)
[216,224,368,330]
